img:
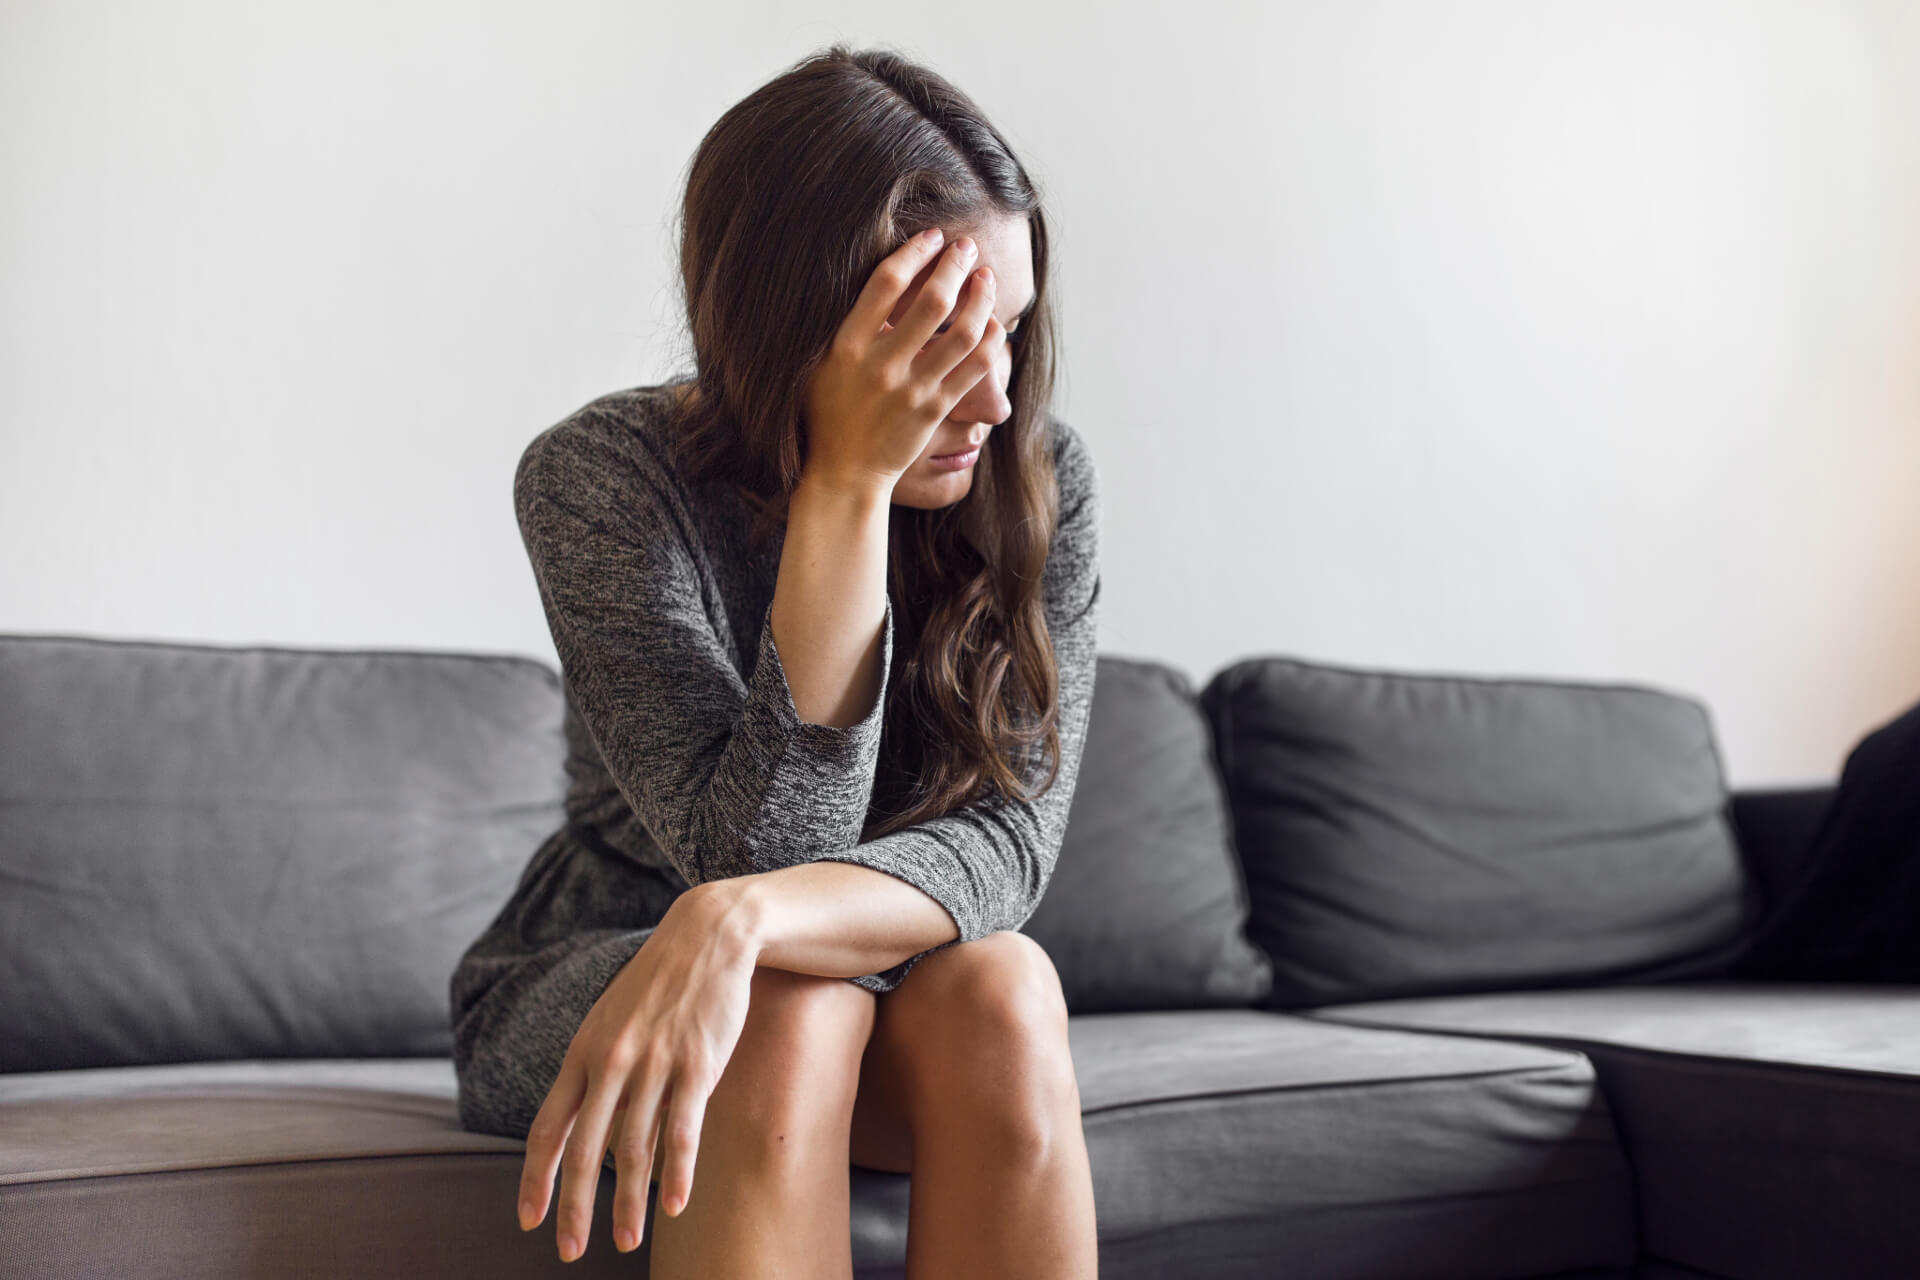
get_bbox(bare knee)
[885,932,1080,1164]
[703,965,874,1170]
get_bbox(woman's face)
[885,213,1036,510]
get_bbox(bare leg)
[852,930,1099,1279]
[644,964,876,1280]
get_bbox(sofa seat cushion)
[0,1058,504,1182]
[1060,1009,1636,1278]
[1303,982,1920,1278]
[0,1057,634,1279]
[0,1011,1637,1280]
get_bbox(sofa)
[2,630,1913,1280]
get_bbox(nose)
[953,367,1013,429]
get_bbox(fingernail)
[616,1227,636,1251]
[518,1199,536,1229]
[559,1234,581,1261]
[664,1192,683,1215]
[920,227,943,242]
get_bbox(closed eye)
[931,292,1035,344]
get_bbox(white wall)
[3,1,1916,786]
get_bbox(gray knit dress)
[449,383,1102,1145]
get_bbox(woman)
[449,44,1102,1277]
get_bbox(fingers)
[886,236,987,369]
[609,1060,671,1252]
[934,272,1005,402]
[553,1056,630,1262]
[518,1056,586,1233]
[608,1050,709,1252]
[844,226,950,351]
[655,1079,712,1222]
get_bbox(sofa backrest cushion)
[1197,656,1762,1008]
[1027,655,1273,1011]
[0,635,567,1072]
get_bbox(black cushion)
[1198,656,1761,1008]
[1026,655,1273,1011]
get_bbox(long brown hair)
[661,43,1068,841]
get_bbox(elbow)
[681,804,835,886]
[981,895,1042,942]
[982,858,1054,939]
[672,806,743,887]
[1009,838,1067,933]
[676,815,745,887]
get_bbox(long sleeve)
[818,419,1104,992]
[514,427,894,890]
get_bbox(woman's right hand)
[802,227,1008,496]
[515,882,760,1262]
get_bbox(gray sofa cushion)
[0,635,568,1072]
[1304,982,1920,1279]
[1025,656,1272,1012]
[0,1010,1635,1279]
[1198,658,1761,1007]
[1063,1009,1634,1278]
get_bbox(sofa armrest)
[1727,785,1837,910]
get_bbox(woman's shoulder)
[1043,411,1099,510]
[1037,411,1100,623]
[513,383,694,516]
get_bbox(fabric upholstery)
[0,635,569,1072]
[1304,981,1920,1278]
[1198,656,1762,1007]
[1024,656,1273,1011]
[1067,1009,1635,1279]
[1728,784,1838,909]
[0,1011,1635,1279]
[0,631,1883,1278]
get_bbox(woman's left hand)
[515,879,760,1261]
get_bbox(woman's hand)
[515,882,760,1262]
[802,226,1008,495]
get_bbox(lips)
[933,441,984,459]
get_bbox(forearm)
[770,472,892,729]
[694,859,962,981]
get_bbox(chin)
[892,472,974,510]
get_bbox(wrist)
[678,876,772,967]
[795,466,895,515]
